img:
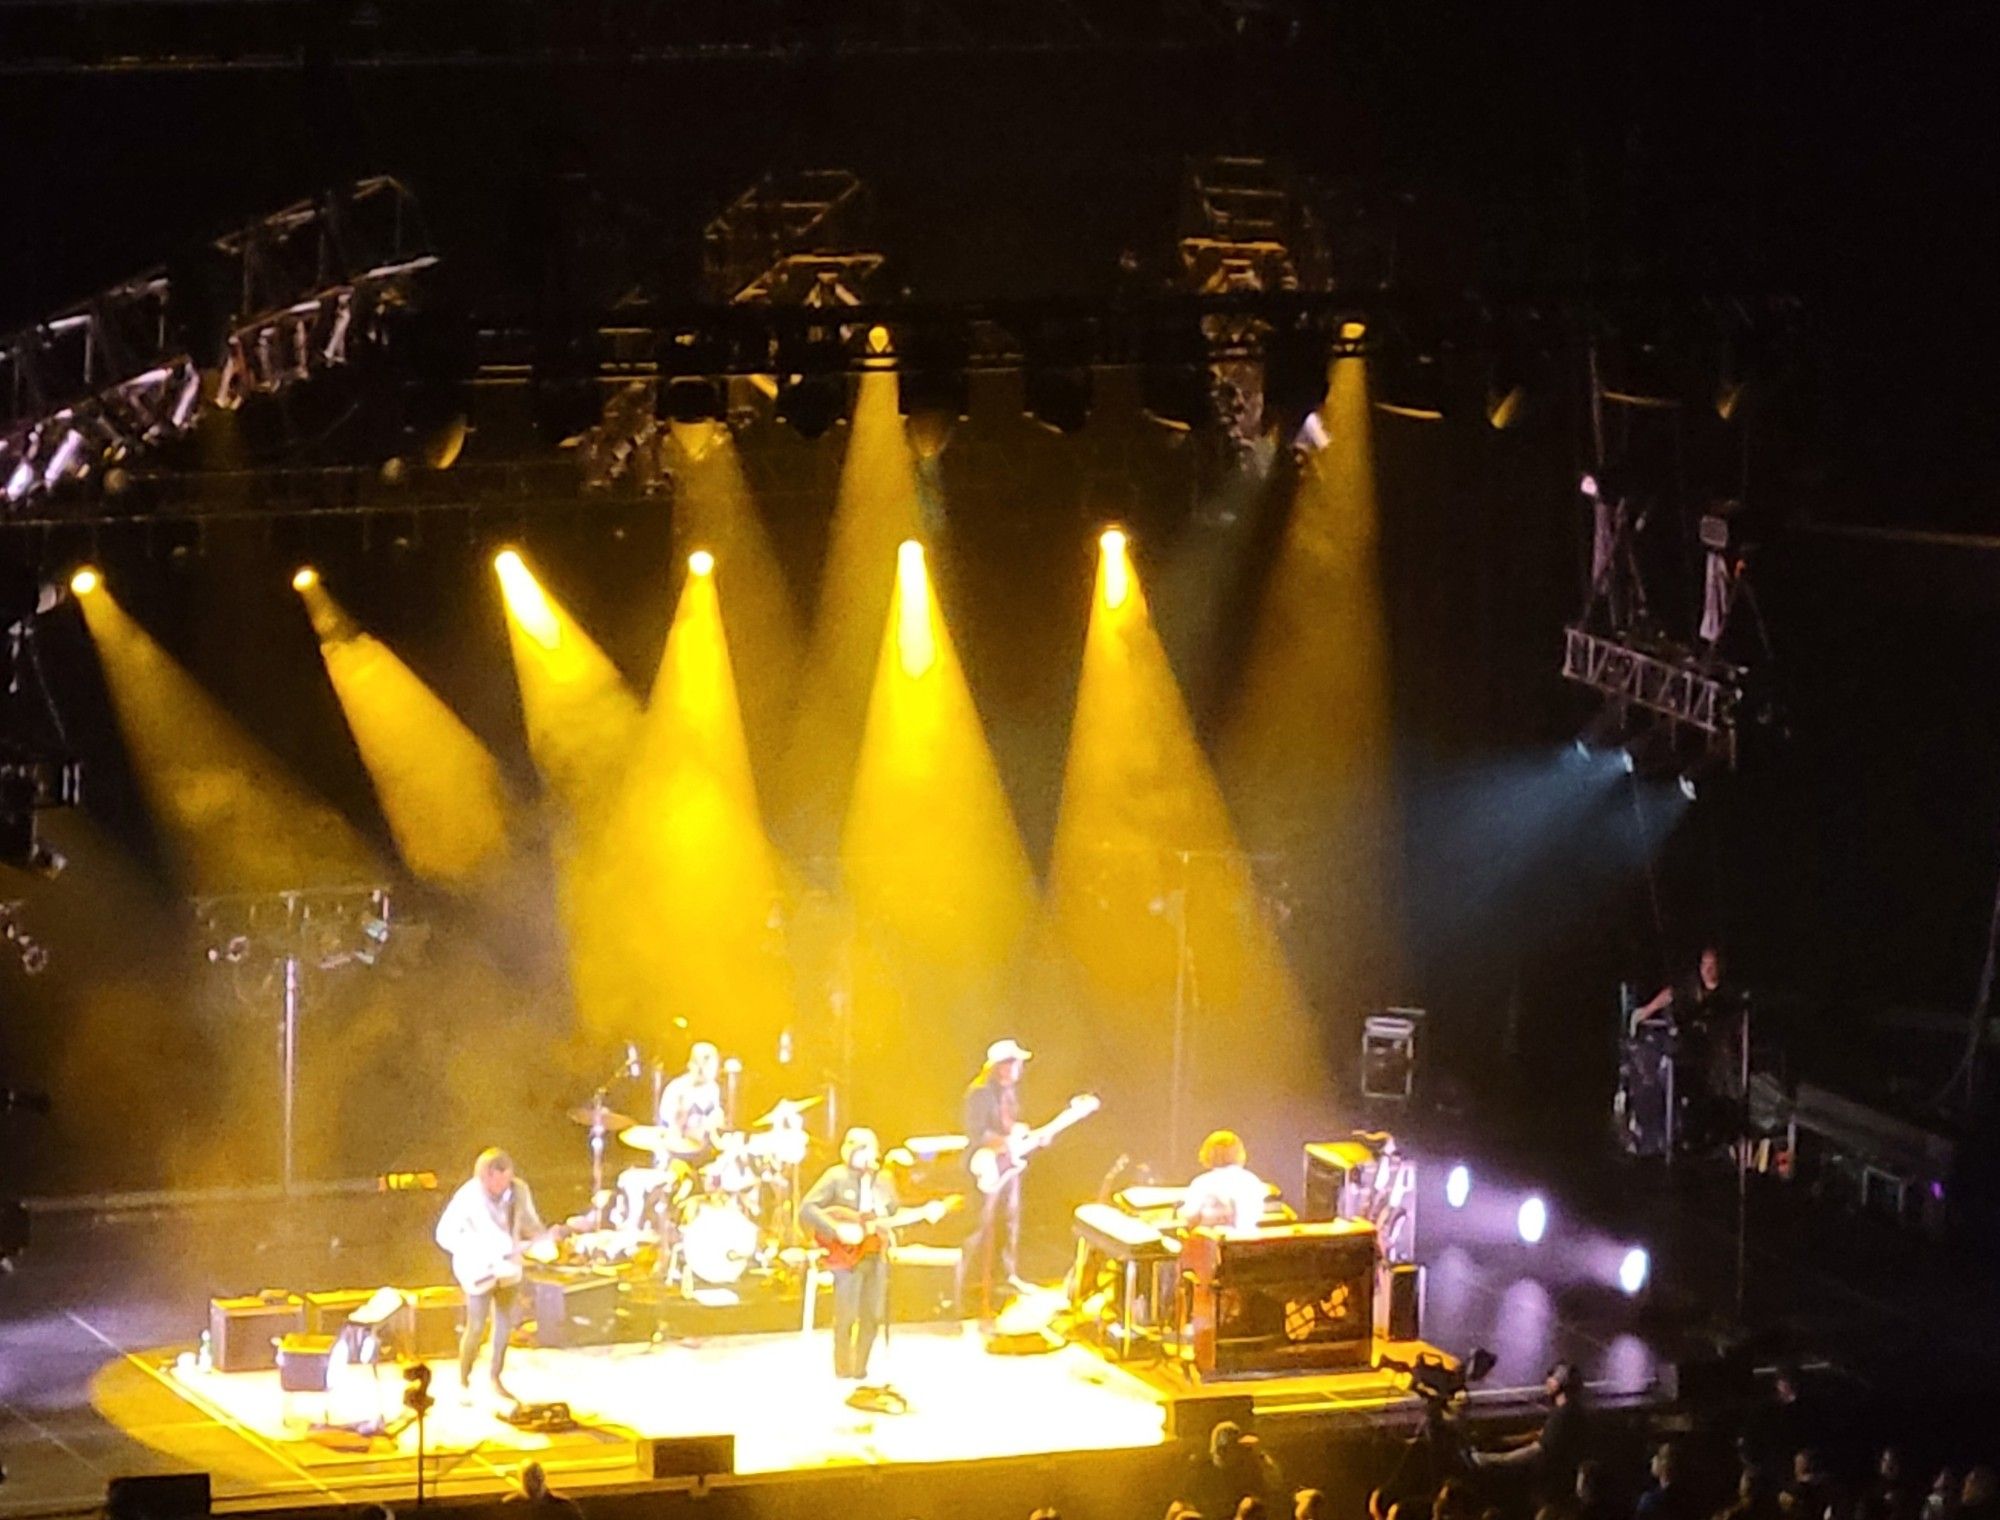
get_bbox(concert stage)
[94,1318,1508,1505]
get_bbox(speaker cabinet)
[639,1434,736,1481]
[106,1474,211,1520]
[1165,1393,1255,1441]
[1377,1262,1424,1342]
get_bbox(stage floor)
[105,1324,1174,1501]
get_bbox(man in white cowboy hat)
[956,1037,1034,1313]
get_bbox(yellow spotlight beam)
[1221,353,1402,995]
[841,536,1037,1122]
[1046,532,1310,1151]
[778,368,924,850]
[295,575,512,888]
[73,577,380,892]
[492,548,641,817]
[667,425,800,770]
[570,563,796,1043]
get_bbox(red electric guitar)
[813,1195,963,1271]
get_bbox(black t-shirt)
[1539,1401,1589,1487]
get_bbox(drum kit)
[561,1093,821,1287]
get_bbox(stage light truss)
[0,0,1314,75]
[1,177,436,508]
[194,885,399,971]
[1560,625,1741,761]
[704,170,881,307]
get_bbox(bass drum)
[680,1198,759,1284]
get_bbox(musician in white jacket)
[435,1148,545,1402]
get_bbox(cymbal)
[751,1095,823,1127]
[619,1124,706,1157]
[567,1104,638,1130]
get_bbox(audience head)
[1365,1487,1388,1520]
[1652,1443,1681,1486]
[1963,1471,1996,1508]
[1234,1499,1266,1520]
[518,1462,548,1501]
[1294,1491,1325,1520]
[1798,1450,1825,1485]
[1578,1460,1606,1504]
[1207,1420,1245,1466]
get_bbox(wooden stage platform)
[91,1322,1448,1508]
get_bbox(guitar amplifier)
[402,1285,466,1359]
[527,1272,620,1347]
[1302,1140,1376,1221]
[304,1288,377,1335]
[1183,1220,1377,1375]
[209,1292,307,1372]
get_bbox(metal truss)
[1,177,435,511]
[704,170,881,306]
[1561,624,1741,761]
[0,0,1312,77]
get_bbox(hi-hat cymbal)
[750,1095,824,1127]
[619,1124,706,1157]
[568,1104,638,1130]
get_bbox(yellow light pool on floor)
[70,567,100,596]
[689,548,715,578]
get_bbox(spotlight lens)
[1678,775,1698,803]
[1340,319,1367,342]
[688,549,715,578]
[1619,748,1637,775]
[898,538,925,572]
[1516,1195,1548,1245]
[867,324,892,356]
[69,567,100,596]
[1445,1164,1472,1210]
[1619,1246,1650,1295]
[292,567,318,591]
[1099,527,1127,555]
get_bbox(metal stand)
[281,954,301,1196]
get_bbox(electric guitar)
[813,1195,964,1271]
[969,1094,1101,1195]
[449,1226,569,1296]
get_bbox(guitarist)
[799,1127,912,1386]
[956,1038,1032,1315]
[434,1148,546,1404]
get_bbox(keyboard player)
[1178,1129,1270,1231]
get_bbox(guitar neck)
[1028,1105,1091,1147]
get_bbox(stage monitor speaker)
[106,1473,211,1520]
[639,1434,736,1481]
[1165,1393,1254,1441]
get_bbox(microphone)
[624,1042,643,1078]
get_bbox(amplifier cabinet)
[1183,1220,1376,1376]
[526,1272,620,1348]
[209,1293,307,1372]
[401,1285,466,1359]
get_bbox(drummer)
[656,1041,729,1163]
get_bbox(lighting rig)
[195,885,410,1194]
[0,176,436,508]
[1560,316,1782,777]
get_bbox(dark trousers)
[955,1174,1021,1310]
[832,1253,890,1380]
[458,1280,518,1384]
